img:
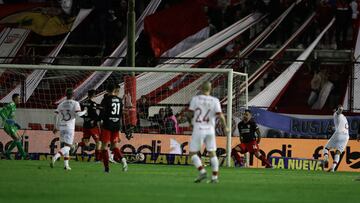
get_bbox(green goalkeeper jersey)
[0,102,16,122]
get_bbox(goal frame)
[0,64,248,167]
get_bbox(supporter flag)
[0,2,47,20]
[144,0,209,57]
[0,11,74,36]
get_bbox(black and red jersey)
[80,98,99,129]
[100,95,123,131]
[238,119,259,143]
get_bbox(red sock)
[113,147,123,162]
[101,149,109,170]
[95,150,101,161]
[260,155,272,168]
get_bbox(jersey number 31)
[111,103,121,115]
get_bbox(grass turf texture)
[0,160,358,203]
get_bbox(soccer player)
[186,81,229,183]
[51,88,87,170]
[76,89,102,162]
[322,105,349,172]
[99,83,128,173]
[231,110,272,168]
[0,93,27,159]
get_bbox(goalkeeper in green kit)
[0,93,27,159]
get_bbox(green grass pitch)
[0,160,359,203]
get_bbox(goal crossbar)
[0,64,247,75]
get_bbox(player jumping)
[51,88,87,170]
[0,93,27,159]
[231,110,272,168]
[322,105,349,172]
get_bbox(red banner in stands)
[144,0,208,57]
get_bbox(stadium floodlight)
[0,64,248,167]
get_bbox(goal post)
[0,64,248,167]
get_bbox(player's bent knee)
[208,151,216,158]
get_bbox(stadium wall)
[0,131,359,172]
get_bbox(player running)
[0,93,27,159]
[322,105,349,172]
[75,89,102,162]
[231,110,272,168]
[186,81,229,183]
[99,83,128,173]
[51,88,87,170]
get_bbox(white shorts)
[189,128,216,152]
[59,128,75,145]
[325,133,349,153]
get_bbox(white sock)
[53,146,70,161]
[53,153,61,161]
[64,150,70,167]
[121,157,127,166]
[64,158,69,167]
[331,153,340,171]
[210,156,219,180]
[191,154,206,174]
[323,148,329,161]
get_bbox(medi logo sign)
[0,130,359,172]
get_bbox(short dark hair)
[244,109,252,114]
[106,83,120,92]
[12,93,20,101]
[88,89,96,97]
[65,88,73,98]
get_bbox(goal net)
[0,64,248,166]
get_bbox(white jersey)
[333,112,349,135]
[189,95,222,131]
[55,99,81,130]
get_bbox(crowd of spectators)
[2,0,359,64]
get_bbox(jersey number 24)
[195,108,210,123]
